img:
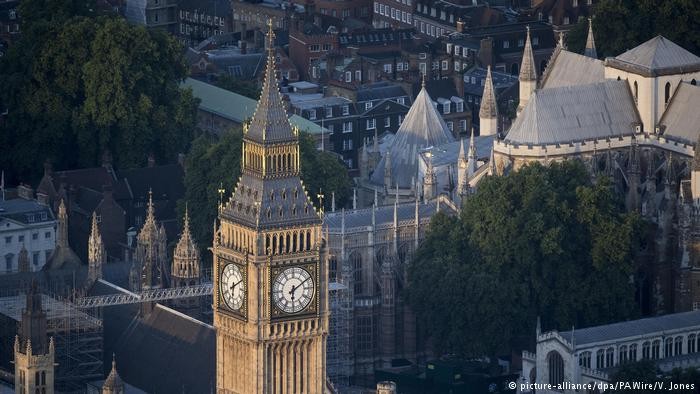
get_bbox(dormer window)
[309,109,317,120]
[365,102,373,110]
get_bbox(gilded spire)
[173,204,200,280]
[558,31,566,49]
[244,18,295,144]
[479,66,498,119]
[145,188,155,226]
[57,199,68,248]
[584,18,597,59]
[88,211,105,283]
[103,353,125,393]
[519,26,537,82]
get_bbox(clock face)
[272,267,314,314]
[221,263,245,311]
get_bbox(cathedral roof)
[659,82,700,145]
[605,35,700,77]
[540,49,605,89]
[370,83,455,189]
[559,310,700,347]
[504,80,640,145]
[324,198,456,231]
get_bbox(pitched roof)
[559,310,700,347]
[540,49,605,89]
[324,198,456,231]
[519,27,537,82]
[370,85,455,189]
[356,82,408,103]
[659,82,700,145]
[605,36,700,77]
[504,80,640,145]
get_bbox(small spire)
[479,66,498,120]
[558,31,566,49]
[146,188,155,224]
[57,199,68,248]
[331,192,336,212]
[488,146,496,176]
[584,18,597,59]
[467,128,477,178]
[421,72,427,88]
[352,188,357,210]
[519,26,537,82]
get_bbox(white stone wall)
[0,220,56,274]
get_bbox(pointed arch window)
[664,82,671,105]
[633,81,639,103]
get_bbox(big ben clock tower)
[212,20,329,394]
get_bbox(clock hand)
[290,277,310,297]
[230,279,243,292]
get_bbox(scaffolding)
[0,293,103,393]
[328,278,352,388]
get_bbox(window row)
[578,334,700,370]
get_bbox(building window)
[503,40,509,49]
[33,252,39,266]
[18,235,24,242]
[384,64,392,73]
[419,63,426,74]
[675,336,683,356]
[342,139,353,151]
[442,102,450,114]
[652,340,661,359]
[518,38,524,47]
[419,52,427,59]
[629,343,637,361]
[342,122,353,133]
[456,101,464,112]
[665,338,673,358]
[366,119,376,129]
[365,102,373,110]
[642,341,650,359]
[619,346,628,364]
[345,71,352,83]
[355,70,361,81]
[309,44,320,52]
[326,107,333,118]
[460,119,467,132]
[44,232,51,239]
[596,349,604,368]
[447,121,454,131]
[579,351,591,368]
[323,44,331,51]
[309,109,317,120]
[5,254,13,272]
[689,334,697,353]
[4,236,10,244]
[564,16,570,25]
[374,2,378,13]
[547,351,564,386]
[384,117,390,127]
[605,348,614,367]
[665,82,671,104]
[342,105,350,115]
[533,37,539,46]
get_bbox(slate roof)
[182,78,327,134]
[324,199,454,231]
[356,82,408,103]
[421,135,496,168]
[605,36,700,77]
[559,310,700,347]
[504,80,640,145]
[659,82,700,145]
[370,86,455,189]
[540,49,605,89]
[92,279,215,394]
[0,198,55,225]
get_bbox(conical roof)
[370,84,455,189]
[245,21,296,144]
[584,18,597,59]
[479,66,498,119]
[519,26,537,81]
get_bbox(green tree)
[406,161,642,359]
[566,0,700,58]
[182,128,352,264]
[0,8,198,183]
[216,74,261,100]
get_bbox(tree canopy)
[0,0,198,183]
[609,360,700,394]
[566,0,700,58]
[406,161,643,358]
[183,128,352,264]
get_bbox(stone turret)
[584,18,597,59]
[135,189,167,291]
[423,154,437,200]
[479,66,498,136]
[14,281,55,394]
[518,26,537,114]
[44,199,81,270]
[102,354,125,394]
[457,137,469,199]
[171,205,201,314]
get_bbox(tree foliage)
[567,0,700,58]
[0,1,198,183]
[183,129,352,265]
[609,360,700,394]
[406,161,642,358]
